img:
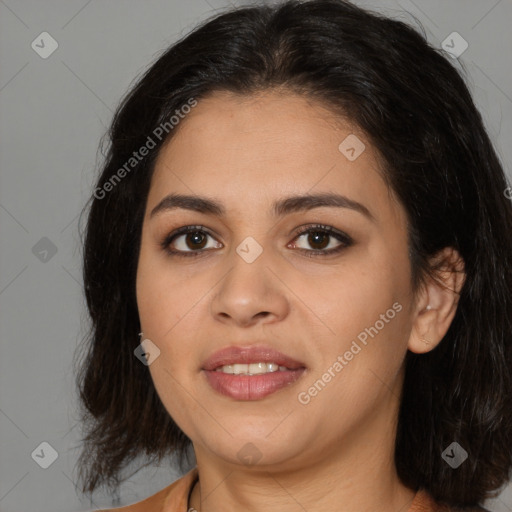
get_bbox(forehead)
[159,89,368,165]
[149,89,404,227]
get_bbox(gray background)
[0,0,511,511]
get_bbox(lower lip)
[203,368,306,400]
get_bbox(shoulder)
[411,489,492,512]
[96,467,198,512]
[97,484,173,512]
[448,505,491,512]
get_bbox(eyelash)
[160,224,353,259]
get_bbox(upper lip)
[202,345,306,371]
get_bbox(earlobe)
[408,247,466,355]
[408,308,440,354]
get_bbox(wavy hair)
[75,0,512,506]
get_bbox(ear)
[408,247,466,354]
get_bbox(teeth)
[215,362,290,375]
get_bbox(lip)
[202,345,306,371]
[203,368,307,400]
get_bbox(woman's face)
[136,89,416,471]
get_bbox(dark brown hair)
[75,0,512,507]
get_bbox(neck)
[188,421,416,511]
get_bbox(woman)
[75,0,512,511]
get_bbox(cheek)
[136,239,206,370]
[307,245,411,388]
[136,230,184,325]
[295,275,409,429]
[310,256,408,344]
[135,245,202,429]
[136,235,180,345]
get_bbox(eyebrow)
[149,192,375,222]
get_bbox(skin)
[135,89,465,512]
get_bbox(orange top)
[99,467,489,512]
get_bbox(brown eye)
[183,231,208,250]
[290,224,352,256]
[161,226,222,257]
[304,230,331,250]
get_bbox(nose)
[210,250,290,328]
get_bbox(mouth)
[202,344,306,371]
[202,344,307,400]
[212,362,300,375]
